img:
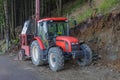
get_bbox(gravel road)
[0,54,120,80]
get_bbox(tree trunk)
[4,0,10,50]
[11,0,16,39]
[56,0,62,16]
[59,0,62,16]
[41,0,44,18]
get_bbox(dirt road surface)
[0,55,48,80]
[0,54,120,80]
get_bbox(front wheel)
[48,47,64,71]
[77,43,92,66]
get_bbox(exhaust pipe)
[36,0,40,21]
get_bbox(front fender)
[33,37,45,50]
[56,40,71,52]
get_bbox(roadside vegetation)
[64,0,120,23]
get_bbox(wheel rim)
[50,53,56,68]
[32,46,39,62]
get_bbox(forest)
[0,0,119,52]
[0,0,92,39]
[0,0,77,50]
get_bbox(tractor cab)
[37,18,69,48]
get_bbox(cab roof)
[38,17,67,22]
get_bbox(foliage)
[0,0,4,25]
[70,0,120,23]
[11,38,19,45]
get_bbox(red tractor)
[19,0,92,71]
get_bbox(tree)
[56,0,63,16]
[0,0,5,39]
[1,0,73,46]
[4,0,10,50]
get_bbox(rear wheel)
[30,40,44,66]
[48,47,64,71]
[77,43,92,66]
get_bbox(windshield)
[48,21,68,37]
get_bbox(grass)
[76,8,93,22]
[66,0,120,23]
[99,0,119,14]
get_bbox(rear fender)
[33,37,45,50]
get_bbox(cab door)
[37,22,49,49]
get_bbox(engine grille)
[71,44,80,51]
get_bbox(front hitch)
[72,50,84,59]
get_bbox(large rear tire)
[77,43,92,66]
[48,47,64,71]
[30,40,44,66]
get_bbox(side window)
[48,24,56,36]
[38,22,43,37]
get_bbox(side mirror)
[73,20,77,26]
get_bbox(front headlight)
[66,42,69,51]
[76,43,79,45]
[71,43,75,45]
[72,42,79,45]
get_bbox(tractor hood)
[56,36,79,52]
[56,36,79,43]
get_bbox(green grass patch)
[62,0,120,27]
[68,8,93,28]
[99,0,119,14]
[74,0,120,23]
[76,8,93,22]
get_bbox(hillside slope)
[62,0,120,70]
[71,8,120,70]
[65,0,119,25]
